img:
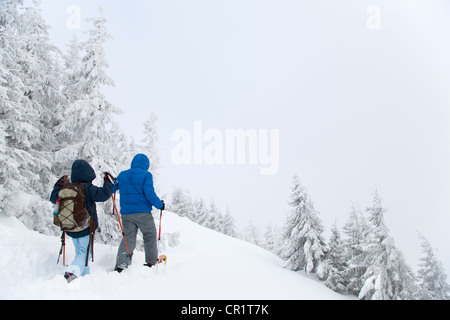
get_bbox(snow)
[0,212,351,300]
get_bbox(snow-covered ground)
[0,212,350,300]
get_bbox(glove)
[160,200,165,211]
[55,175,69,188]
[104,172,112,183]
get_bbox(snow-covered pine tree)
[342,203,370,295]
[262,223,283,256]
[323,223,348,293]
[61,35,82,104]
[358,190,417,300]
[205,199,221,232]
[19,0,63,133]
[52,9,128,243]
[221,206,237,238]
[0,0,55,232]
[52,35,83,176]
[0,0,26,211]
[170,186,194,219]
[262,223,276,252]
[280,174,326,274]
[142,111,161,189]
[193,197,209,227]
[17,0,62,195]
[170,186,182,215]
[54,8,126,175]
[214,209,225,234]
[243,220,262,246]
[416,233,450,300]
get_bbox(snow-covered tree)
[262,223,283,256]
[342,203,370,295]
[358,191,417,300]
[19,0,63,134]
[0,1,26,211]
[171,186,193,218]
[205,199,221,231]
[52,9,128,243]
[142,111,161,188]
[262,224,274,252]
[0,0,55,231]
[17,0,62,195]
[323,223,348,293]
[243,220,262,246]
[193,197,209,227]
[416,233,450,300]
[221,206,238,238]
[281,174,326,274]
[54,8,126,176]
[61,35,82,105]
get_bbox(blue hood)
[71,160,96,183]
[131,154,150,170]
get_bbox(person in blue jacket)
[50,160,113,283]
[113,153,165,272]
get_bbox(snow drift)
[0,212,349,300]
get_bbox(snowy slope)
[0,212,350,300]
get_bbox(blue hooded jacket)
[114,154,163,215]
[50,160,113,238]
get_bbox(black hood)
[71,160,96,183]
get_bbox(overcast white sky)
[35,0,450,276]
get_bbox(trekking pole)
[158,209,162,241]
[57,231,66,266]
[112,191,131,257]
[157,209,167,265]
[104,171,131,257]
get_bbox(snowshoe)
[158,255,167,265]
[114,263,127,273]
[64,272,77,284]
[143,255,167,268]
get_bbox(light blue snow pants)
[66,235,92,278]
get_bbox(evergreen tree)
[171,186,194,218]
[263,223,283,257]
[416,233,450,300]
[205,199,221,231]
[52,9,128,243]
[142,111,161,189]
[262,223,276,252]
[281,174,326,274]
[0,0,40,197]
[243,220,262,246]
[61,35,82,104]
[193,197,209,227]
[221,206,237,238]
[358,191,417,300]
[17,0,62,195]
[54,8,126,176]
[323,223,348,293]
[259,222,283,255]
[342,203,370,295]
[19,0,63,135]
[0,0,54,232]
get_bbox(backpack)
[54,183,93,232]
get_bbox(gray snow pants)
[115,212,158,269]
